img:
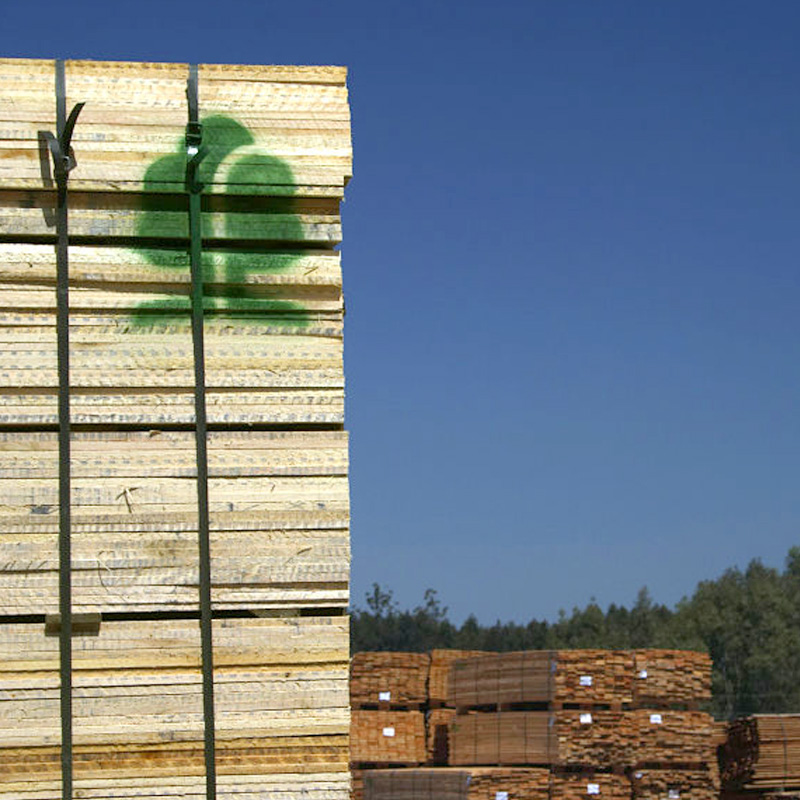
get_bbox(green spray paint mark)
[131,115,308,327]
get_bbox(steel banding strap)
[185,63,217,800]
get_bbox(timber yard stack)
[350,653,430,800]
[0,58,352,799]
[357,648,716,800]
[427,650,488,766]
[719,715,800,799]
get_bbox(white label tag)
[668,791,680,799]
[378,691,391,702]
[638,669,648,679]
[496,793,509,800]
[579,675,593,687]
[587,784,600,795]
[580,713,593,724]
[650,714,663,725]
[382,727,395,737]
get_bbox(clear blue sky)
[8,1,800,624]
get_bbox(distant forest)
[350,546,800,720]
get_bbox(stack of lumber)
[429,650,487,707]
[632,651,712,707]
[351,652,430,708]
[550,772,630,800]
[0,429,349,613]
[448,651,635,709]
[426,650,486,767]
[446,649,716,778]
[620,710,716,766]
[363,767,550,800]
[350,710,426,766]
[427,708,458,765]
[350,653,429,769]
[449,711,624,768]
[720,715,800,790]
[631,768,719,800]
[0,616,349,798]
[0,57,352,800]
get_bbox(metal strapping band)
[42,58,84,800]
[185,63,217,800]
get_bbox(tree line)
[351,546,800,719]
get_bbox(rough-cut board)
[448,650,635,708]
[0,59,352,195]
[363,767,550,800]
[0,429,349,613]
[0,616,349,796]
[350,710,426,765]
[350,652,431,708]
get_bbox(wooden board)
[0,429,349,613]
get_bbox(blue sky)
[7,1,800,623]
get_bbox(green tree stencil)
[132,115,308,327]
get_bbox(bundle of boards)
[0,57,352,799]
[719,715,800,792]
[352,648,718,800]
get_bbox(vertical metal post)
[185,63,217,800]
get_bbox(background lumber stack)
[350,710,427,766]
[427,650,487,767]
[351,652,430,709]
[720,715,800,793]
[364,767,550,800]
[350,653,430,772]
[353,649,718,800]
[447,649,718,798]
[429,650,488,707]
[448,650,635,710]
[0,57,352,800]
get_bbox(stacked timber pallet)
[364,767,551,800]
[350,652,430,776]
[356,648,717,800]
[427,649,488,766]
[0,57,352,800]
[720,715,800,793]
[446,649,716,800]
